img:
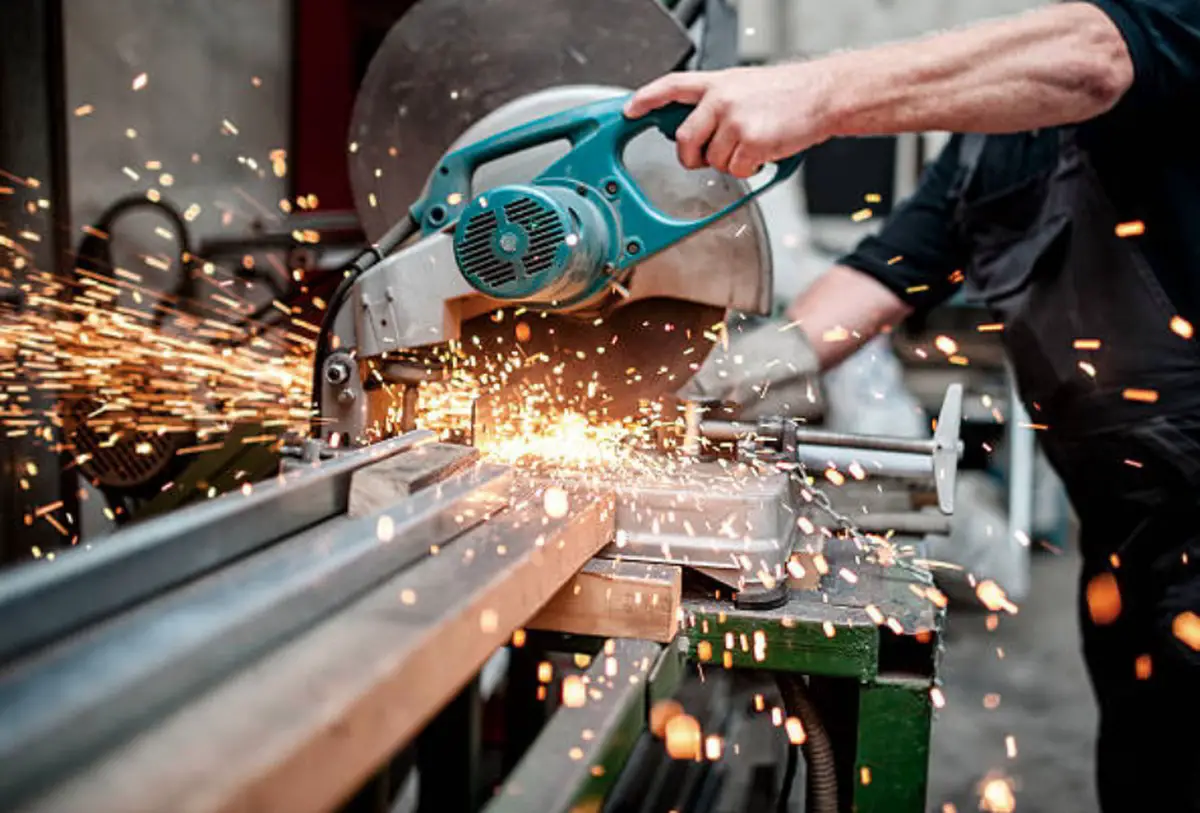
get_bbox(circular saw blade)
[461,297,724,428]
[350,1,777,420]
[348,0,695,241]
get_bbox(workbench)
[0,434,944,813]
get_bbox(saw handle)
[411,95,804,269]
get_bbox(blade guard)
[410,95,805,270]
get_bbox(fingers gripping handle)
[410,95,806,264]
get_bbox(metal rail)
[0,461,511,810]
[700,421,939,456]
[0,430,436,664]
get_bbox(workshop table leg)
[418,677,482,813]
[850,678,933,813]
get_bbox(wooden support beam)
[348,442,478,517]
[529,559,681,643]
[21,486,615,813]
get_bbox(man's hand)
[624,65,835,179]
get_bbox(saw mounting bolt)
[324,358,351,386]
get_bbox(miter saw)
[310,0,963,605]
[314,91,801,444]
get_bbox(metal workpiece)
[485,638,667,813]
[594,460,802,590]
[19,488,616,813]
[0,430,437,665]
[0,460,512,810]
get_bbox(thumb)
[624,73,708,118]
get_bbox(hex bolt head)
[325,359,351,386]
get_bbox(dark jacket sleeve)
[1086,0,1200,115]
[836,136,968,314]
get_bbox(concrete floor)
[928,545,1099,812]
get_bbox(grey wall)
[61,0,292,539]
[64,0,291,242]
[736,0,1047,60]
[787,0,1048,55]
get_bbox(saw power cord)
[310,215,420,437]
[776,675,838,813]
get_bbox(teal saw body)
[420,95,805,310]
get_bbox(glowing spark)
[934,335,958,355]
[1122,388,1158,403]
[1086,573,1121,625]
[543,487,569,518]
[562,675,586,708]
[979,776,1016,813]
[132,72,148,91]
[1115,220,1144,237]
[650,699,683,738]
[1173,611,1200,650]
[785,717,806,745]
[975,580,1018,614]
[704,735,723,760]
[665,714,702,759]
[1171,316,1194,339]
[377,515,394,542]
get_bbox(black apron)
[953,129,1200,811]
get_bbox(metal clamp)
[700,384,965,514]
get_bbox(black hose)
[309,215,420,437]
[73,195,197,329]
[776,675,838,813]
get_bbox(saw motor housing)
[453,184,612,308]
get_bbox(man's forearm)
[820,2,1133,137]
[785,266,912,371]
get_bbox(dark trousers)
[1079,541,1200,812]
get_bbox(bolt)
[337,388,357,405]
[626,241,640,255]
[604,181,619,195]
[324,359,351,386]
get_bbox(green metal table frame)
[487,555,944,813]
[682,557,945,812]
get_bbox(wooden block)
[348,442,477,517]
[529,559,681,643]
